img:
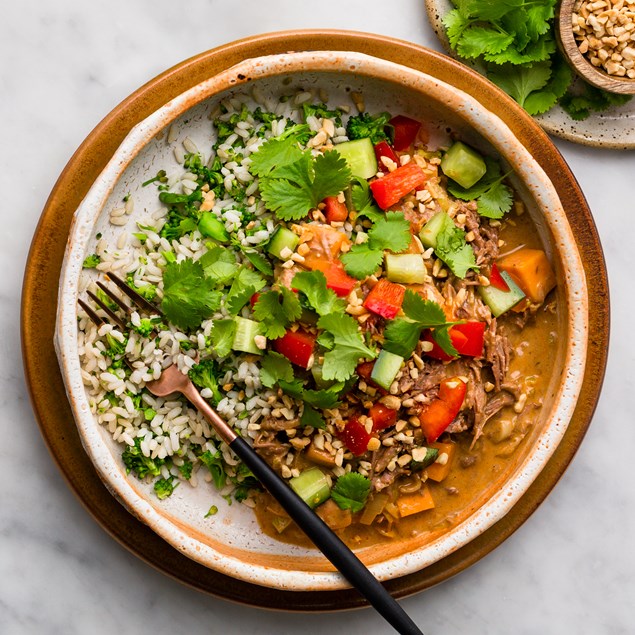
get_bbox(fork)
[80,273,423,635]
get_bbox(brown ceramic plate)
[21,30,608,610]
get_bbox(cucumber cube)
[419,211,451,249]
[385,253,427,284]
[371,350,404,391]
[441,142,487,189]
[232,317,264,355]
[334,138,378,179]
[267,227,299,260]
[478,271,525,317]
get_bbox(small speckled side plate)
[425,0,635,149]
[22,31,608,610]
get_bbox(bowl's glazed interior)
[55,50,587,590]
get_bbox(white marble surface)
[3,1,634,633]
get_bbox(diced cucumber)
[198,213,230,243]
[441,141,487,189]
[289,467,331,508]
[311,363,336,390]
[371,350,404,391]
[385,253,427,284]
[478,271,525,317]
[419,211,450,249]
[267,226,299,260]
[410,447,439,471]
[231,317,264,355]
[334,138,378,179]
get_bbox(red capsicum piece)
[323,261,356,297]
[419,377,467,443]
[369,162,428,210]
[341,415,374,456]
[369,403,398,431]
[323,196,349,223]
[374,140,399,172]
[273,329,316,369]
[389,115,422,151]
[489,262,510,292]
[423,322,486,361]
[249,292,260,308]
[363,278,405,320]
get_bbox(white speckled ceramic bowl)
[55,50,588,590]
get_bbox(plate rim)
[21,29,609,610]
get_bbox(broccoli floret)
[188,359,223,405]
[154,476,177,500]
[125,273,158,302]
[302,102,342,126]
[346,112,391,144]
[279,122,312,144]
[253,107,278,125]
[103,332,127,359]
[198,449,227,490]
[82,254,101,269]
[134,318,154,337]
[177,459,193,480]
[122,438,165,479]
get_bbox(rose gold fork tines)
[78,271,162,329]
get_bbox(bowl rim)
[53,48,588,591]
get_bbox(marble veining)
[2,1,634,634]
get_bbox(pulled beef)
[446,412,471,434]
[410,360,448,393]
[482,390,515,419]
[253,431,289,472]
[371,445,399,475]
[464,204,500,265]
[484,319,512,391]
[260,416,299,431]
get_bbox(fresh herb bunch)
[442,0,631,118]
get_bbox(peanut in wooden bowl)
[558,0,635,94]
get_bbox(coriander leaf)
[524,2,556,41]
[162,259,222,330]
[278,378,309,399]
[260,150,351,222]
[301,405,327,430]
[242,249,273,277]
[331,472,370,513]
[436,223,478,278]
[402,291,448,325]
[477,180,513,219]
[260,351,295,388]
[432,325,458,358]
[253,287,302,339]
[225,267,266,315]
[464,0,525,22]
[457,26,515,59]
[199,245,237,285]
[443,9,471,48]
[208,319,236,358]
[368,211,411,253]
[303,382,347,409]
[341,243,384,279]
[249,135,304,177]
[488,62,551,108]
[383,319,423,358]
[484,37,555,65]
[350,177,384,223]
[318,313,376,381]
[292,270,346,316]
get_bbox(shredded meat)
[464,204,500,265]
[253,431,289,472]
[410,360,447,393]
[260,416,299,431]
[371,445,399,475]
[482,390,515,419]
[484,319,512,390]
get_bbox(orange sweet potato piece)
[302,224,351,271]
[497,248,556,304]
[397,486,435,518]
[426,442,456,482]
[316,499,353,530]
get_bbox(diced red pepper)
[419,377,467,443]
[423,322,486,361]
[273,329,316,369]
[489,263,510,292]
[363,279,405,320]
[341,415,373,456]
[374,140,399,172]
[369,162,428,210]
[323,196,349,223]
[323,261,356,297]
[389,115,422,151]
[249,292,260,308]
[369,403,398,431]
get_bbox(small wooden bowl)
[558,0,635,94]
